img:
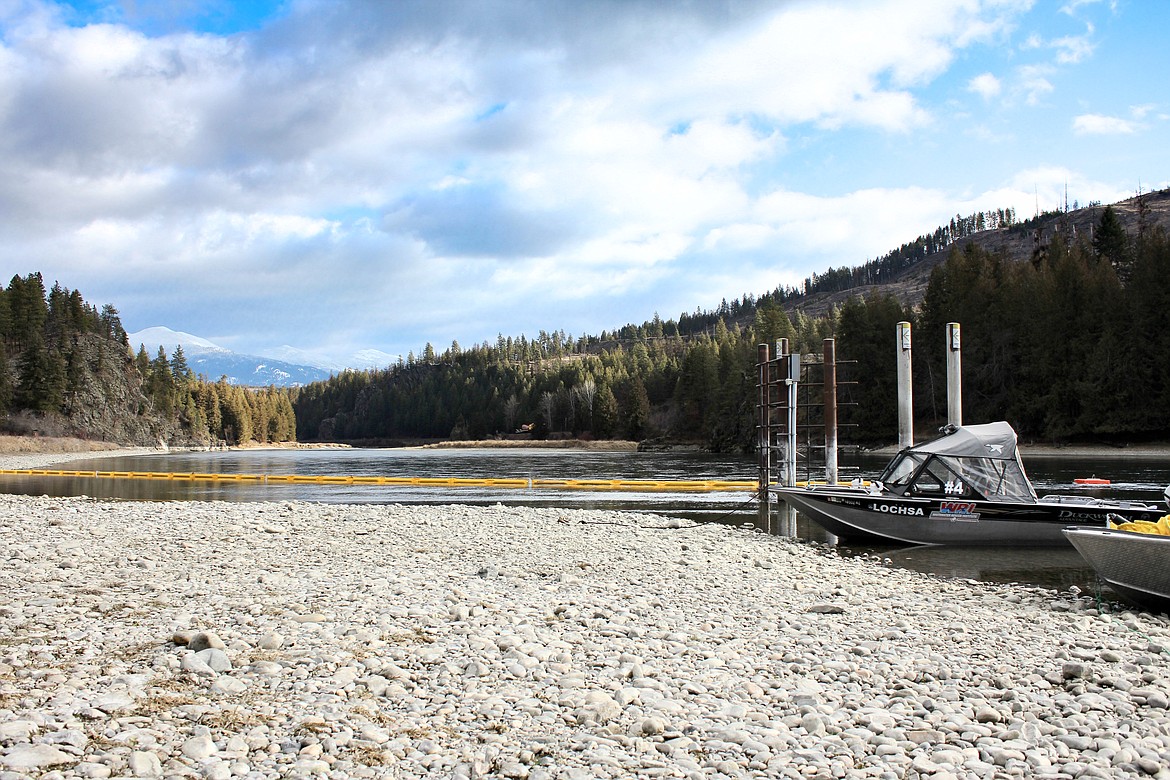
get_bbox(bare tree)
[574,379,597,431]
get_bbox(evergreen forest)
[0,273,295,446]
[294,205,1170,450]
[4,196,1170,451]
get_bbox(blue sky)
[1,0,1166,368]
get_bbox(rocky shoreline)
[2,484,1170,778]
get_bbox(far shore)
[4,432,1170,473]
[410,438,640,451]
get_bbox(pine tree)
[622,377,651,440]
[0,344,12,414]
[593,383,618,438]
[1092,205,1129,273]
[15,333,66,412]
[170,345,193,383]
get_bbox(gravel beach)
[3,453,1170,779]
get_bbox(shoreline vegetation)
[4,433,1170,472]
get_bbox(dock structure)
[756,339,850,535]
[760,323,965,536]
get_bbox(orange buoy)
[1074,477,1111,485]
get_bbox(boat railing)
[1039,494,1160,509]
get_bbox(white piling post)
[785,353,799,485]
[897,321,913,449]
[824,339,838,486]
[946,322,962,428]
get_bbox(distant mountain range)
[127,326,397,387]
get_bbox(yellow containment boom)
[0,469,863,493]
[0,468,760,492]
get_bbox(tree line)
[0,273,295,446]
[295,204,1170,449]
[5,197,1168,450]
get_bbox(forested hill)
[0,273,295,446]
[295,189,1170,450]
[5,188,1170,449]
[594,187,1170,342]
[784,187,1170,323]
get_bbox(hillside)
[785,188,1170,319]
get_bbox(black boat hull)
[775,486,1162,546]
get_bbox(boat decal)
[870,502,925,516]
[930,500,980,522]
[930,511,980,522]
[1058,509,1112,521]
[826,496,863,507]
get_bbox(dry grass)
[0,435,125,455]
[348,743,393,767]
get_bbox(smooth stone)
[91,691,135,713]
[182,734,218,760]
[258,632,284,650]
[0,721,38,742]
[128,750,163,777]
[0,744,76,770]
[196,648,233,672]
[187,632,226,652]
[181,653,217,676]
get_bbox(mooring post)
[946,322,962,428]
[824,338,838,485]
[784,349,798,490]
[897,321,914,449]
[757,343,771,517]
[773,339,789,489]
[785,349,801,538]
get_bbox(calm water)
[3,447,1168,599]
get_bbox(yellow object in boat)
[1116,520,1163,535]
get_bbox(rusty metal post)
[824,338,838,485]
[897,321,914,449]
[946,322,962,428]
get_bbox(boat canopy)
[878,422,1037,502]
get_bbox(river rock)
[0,744,76,770]
[3,492,1170,780]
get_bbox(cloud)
[1072,113,1139,135]
[1051,29,1095,64]
[1016,64,1055,105]
[0,0,1108,363]
[968,72,1002,100]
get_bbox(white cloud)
[968,72,1002,100]
[1073,113,1139,135]
[2,0,1153,364]
[1051,30,1095,64]
[1017,64,1055,105]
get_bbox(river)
[2,446,1167,600]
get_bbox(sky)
[1,0,1167,367]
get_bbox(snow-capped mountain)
[129,326,228,355]
[127,327,346,387]
[266,345,398,373]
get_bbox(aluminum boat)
[774,422,1165,546]
[1063,526,1170,612]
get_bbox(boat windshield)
[879,453,927,486]
[879,452,1036,501]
